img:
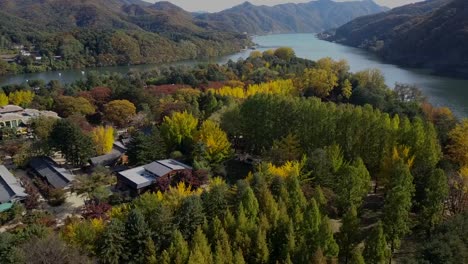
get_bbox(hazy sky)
[147,0,425,12]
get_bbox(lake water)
[1,34,467,117]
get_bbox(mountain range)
[195,0,389,34]
[0,0,390,74]
[324,0,468,77]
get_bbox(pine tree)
[175,195,205,240]
[188,227,213,264]
[233,249,246,264]
[363,222,390,264]
[167,230,190,264]
[213,229,233,264]
[337,205,361,264]
[124,209,152,263]
[318,216,339,258]
[97,219,125,264]
[252,228,269,264]
[144,237,157,264]
[350,249,365,264]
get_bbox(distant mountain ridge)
[195,0,389,34]
[324,0,468,77]
[0,0,251,73]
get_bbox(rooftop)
[29,157,75,189]
[118,159,192,190]
[0,165,27,203]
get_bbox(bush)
[47,189,66,207]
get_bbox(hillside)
[195,0,389,34]
[0,0,250,75]
[324,0,468,77]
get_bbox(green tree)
[124,209,152,263]
[72,167,115,202]
[188,227,213,264]
[350,249,365,264]
[167,230,190,264]
[126,129,167,165]
[419,169,449,234]
[318,216,339,258]
[382,160,415,256]
[175,196,206,240]
[336,158,371,211]
[49,119,95,166]
[265,134,303,165]
[98,219,126,264]
[337,205,360,264]
[144,237,157,264]
[213,228,233,264]
[363,222,390,264]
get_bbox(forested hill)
[0,0,250,75]
[195,0,389,34]
[324,0,468,77]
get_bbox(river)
[1,34,467,117]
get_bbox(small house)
[29,157,75,189]
[0,165,27,212]
[117,159,192,195]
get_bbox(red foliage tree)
[82,202,112,220]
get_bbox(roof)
[0,203,13,212]
[90,149,123,167]
[118,166,156,189]
[29,157,75,189]
[0,105,23,114]
[118,159,191,190]
[144,162,172,177]
[0,165,27,203]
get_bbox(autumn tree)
[0,93,8,106]
[300,68,338,98]
[104,100,136,128]
[55,96,95,117]
[161,111,198,151]
[91,126,115,155]
[274,47,295,61]
[188,227,213,264]
[8,90,34,107]
[447,119,468,166]
[195,120,232,166]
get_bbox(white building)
[0,105,59,129]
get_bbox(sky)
[146,0,425,12]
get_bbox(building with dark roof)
[117,159,192,194]
[0,165,28,207]
[89,141,127,167]
[29,157,75,189]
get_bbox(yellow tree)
[91,126,115,155]
[196,120,232,165]
[103,100,136,128]
[8,90,35,107]
[0,93,8,106]
[447,119,468,166]
[300,68,338,98]
[161,111,198,150]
